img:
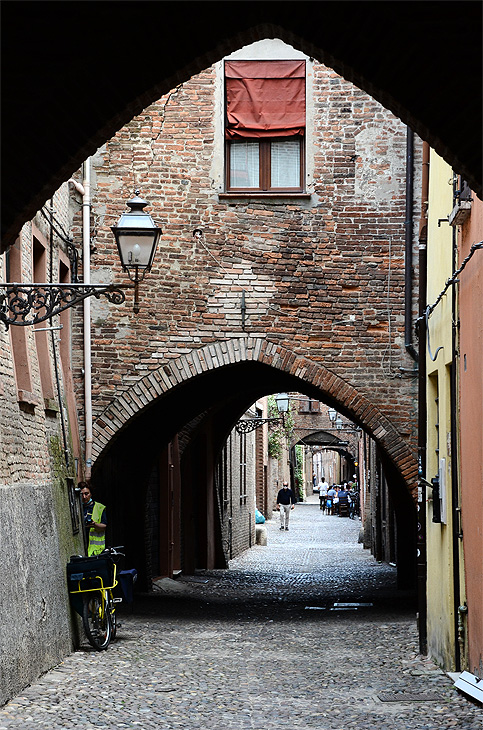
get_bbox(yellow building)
[425,151,466,670]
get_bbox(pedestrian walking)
[276,481,296,530]
[318,478,329,511]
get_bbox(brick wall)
[0,183,85,704]
[216,428,257,562]
[71,49,420,493]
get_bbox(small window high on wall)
[225,60,306,192]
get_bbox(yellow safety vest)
[87,501,106,556]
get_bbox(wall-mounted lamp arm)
[0,282,134,329]
[235,416,284,435]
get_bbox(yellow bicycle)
[67,547,124,650]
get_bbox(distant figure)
[337,486,350,517]
[276,482,296,531]
[332,486,341,515]
[348,485,360,518]
[319,479,329,511]
[326,484,337,515]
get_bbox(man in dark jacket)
[276,482,296,531]
[337,486,350,517]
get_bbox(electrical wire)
[425,307,444,362]
[415,240,483,330]
[40,206,73,245]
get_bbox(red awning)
[225,60,306,139]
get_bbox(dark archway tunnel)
[92,360,416,594]
[1,1,481,250]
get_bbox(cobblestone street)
[1,499,481,729]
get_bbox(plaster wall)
[267,455,282,515]
[458,194,483,676]
[319,450,341,486]
[0,185,84,705]
[0,483,78,705]
[425,153,457,669]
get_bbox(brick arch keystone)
[92,337,417,494]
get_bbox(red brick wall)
[72,56,420,492]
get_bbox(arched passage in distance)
[91,341,417,592]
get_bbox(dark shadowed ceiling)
[1,1,481,251]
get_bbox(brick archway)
[2,5,481,248]
[92,336,417,495]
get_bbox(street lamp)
[328,408,337,422]
[111,192,162,313]
[0,191,161,327]
[274,392,289,414]
[335,416,343,430]
[235,393,288,434]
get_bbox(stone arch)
[92,336,417,495]
[292,430,359,459]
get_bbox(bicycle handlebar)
[102,545,125,556]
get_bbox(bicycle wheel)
[82,593,111,650]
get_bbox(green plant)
[294,444,304,500]
[267,395,294,460]
[268,431,282,459]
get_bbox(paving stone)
[0,500,480,728]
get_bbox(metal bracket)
[241,289,247,331]
[235,417,283,434]
[0,283,131,328]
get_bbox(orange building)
[457,190,483,679]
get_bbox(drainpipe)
[450,177,463,670]
[417,141,430,655]
[68,179,85,197]
[83,159,93,479]
[405,127,418,363]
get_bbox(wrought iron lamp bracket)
[235,417,283,435]
[0,282,134,328]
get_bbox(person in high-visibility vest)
[80,483,107,556]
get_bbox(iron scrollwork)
[0,283,129,328]
[235,417,282,434]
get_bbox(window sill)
[44,397,60,416]
[219,192,311,201]
[18,389,42,413]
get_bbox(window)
[239,432,247,505]
[299,398,320,413]
[225,60,306,192]
[33,235,55,402]
[58,255,72,382]
[6,239,35,404]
